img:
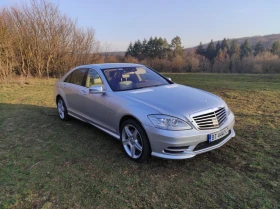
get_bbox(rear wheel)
[121,119,151,163]
[57,97,70,121]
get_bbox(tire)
[120,119,151,163]
[57,97,70,121]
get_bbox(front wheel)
[121,119,151,163]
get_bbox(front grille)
[192,107,227,130]
[193,130,231,151]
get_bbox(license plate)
[208,128,229,143]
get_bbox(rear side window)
[64,74,72,83]
[64,68,88,86]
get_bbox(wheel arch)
[56,94,62,103]
[56,94,68,108]
[119,114,152,146]
[119,115,143,133]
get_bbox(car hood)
[120,84,225,120]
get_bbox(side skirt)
[68,112,120,140]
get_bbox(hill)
[186,33,280,50]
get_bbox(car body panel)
[64,83,88,117]
[77,91,110,129]
[120,84,224,121]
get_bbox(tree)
[271,41,280,55]
[104,55,118,63]
[216,48,229,62]
[133,40,144,58]
[215,41,221,56]
[146,37,157,58]
[171,55,184,72]
[229,40,240,57]
[213,49,230,73]
[126,36,171,59]
[196,42,205,56]
[221,38,229,51]
[254,51,279,73]
[142,38,148,57]
[0,0,101,79]
[170,36,184,57]
[162,38,170,58]
[125,40,145,59]
[123,55,138,63]
[240,39,252,58]
[254,41,264,56]
[185,49,200,72]
[125,42,134,57]
[205,39,216,60]
[0,15,16,80]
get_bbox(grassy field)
[0,74,279,208]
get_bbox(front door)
[79,68,112,131]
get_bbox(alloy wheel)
[57,99,65,119]
[121,124,143,159]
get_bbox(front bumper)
[143,112,235,159]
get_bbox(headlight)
[148,115,192,130]
[225,104,231,115]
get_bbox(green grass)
[0,74,280,208]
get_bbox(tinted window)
[65,68,88,86]
[64,74,72,83]
[102,66,170,91]
[85,69,103,88]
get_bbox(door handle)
[63,83,66,88]
[81,90,86,95]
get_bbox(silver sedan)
[54,63,235,162]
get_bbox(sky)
[1,0,279,51]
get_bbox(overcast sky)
[1,0,279,51]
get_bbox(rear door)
[62,68,88,117]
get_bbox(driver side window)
[64,68,88,86]
[85,69,103,88]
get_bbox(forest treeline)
[124,37,280,73]
[1,0,280,80]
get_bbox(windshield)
[102,66,171,91]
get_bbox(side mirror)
[166,77,172,81]
[89,85,106,94]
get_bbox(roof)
[78,63,143,69]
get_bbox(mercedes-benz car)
[54,63,235,162]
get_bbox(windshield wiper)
[150,84,167,88]
[117,84,167,92]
